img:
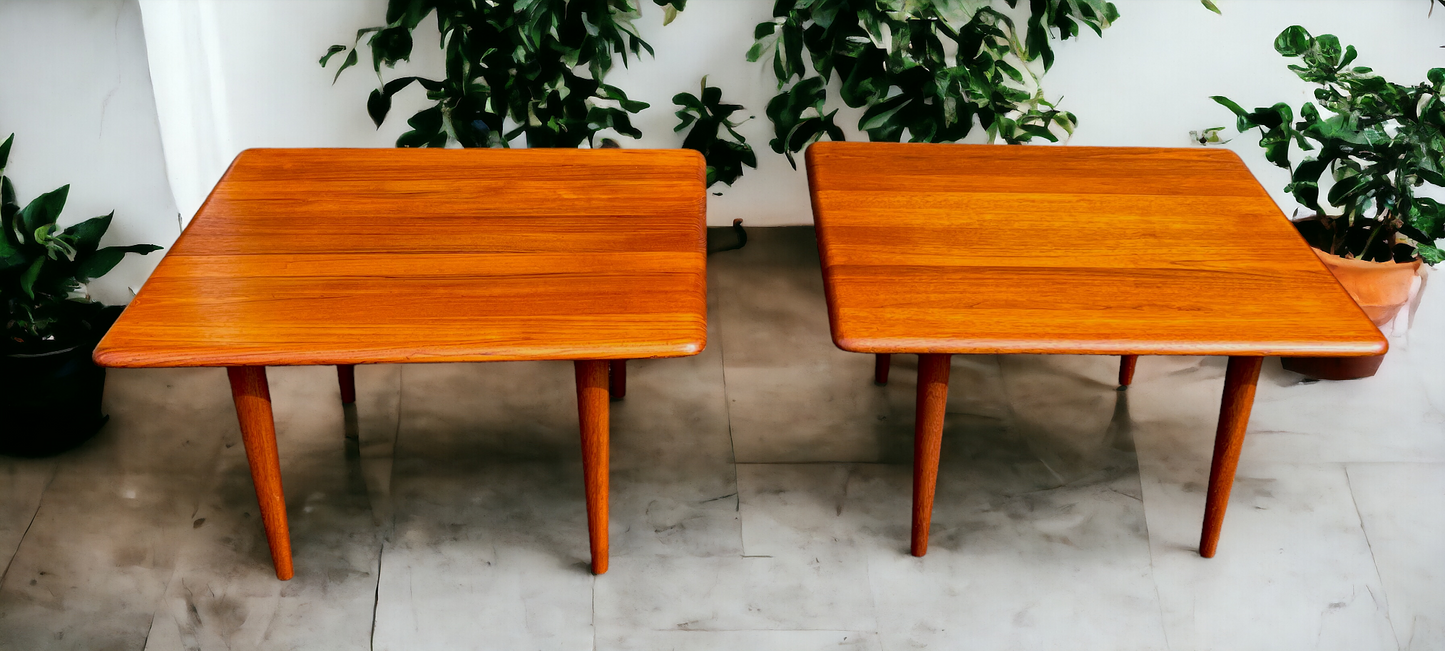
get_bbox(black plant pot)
[0,343,108,457]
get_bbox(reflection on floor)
[1,227,1441,650]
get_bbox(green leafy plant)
[323,0,684,148]
[673,77,757,190]
[1214,26,1445,264]
[748,0,1118,166]
[0,134,161,353]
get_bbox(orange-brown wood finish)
[1200,355,1264,558]
[806,142,1387,559]
[609,359,627,401]
[911,353,951,557]
[94,149,708,368]
[806,143,1385,358]
[337,364,356,404]
[1118,355,1138,387]
[874,353,891,386]
[95,149,707,579]
[226,366,293,581]
[575,360,611,574]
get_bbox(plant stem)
[1360,213,1390,261]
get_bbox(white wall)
[0,0,178,304]
[138,0,1445,230]
[4,0,1441,289]
[1044,0,1445,212]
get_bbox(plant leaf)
[19,256,43,299]
[332,49,359,84]
[0,133,12,175]
[16,185,68,242]
[319,44,348,67]
[74,244,161,283]
[60,211,113,256]
[1274,25,1312,57]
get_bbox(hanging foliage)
[323,0,684,148]
[673,77,757,190]
[748,0,1118,166]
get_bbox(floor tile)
[1140,462,1395,651]
[596,629,882,651]
[0,466,194,650]
[141,365,396,651]
[0,457,55,583]
[1347,463,1445,651]
[713,228,1011,463]
[0,367,235,650]
[712,228,907,463]
[732,372,1166,650]
[3,226,1441,649]
[1123,355,1397,650]
[595,552,877,633]
[372,294,738,649]
[1248,355,1445,463]
[372,362,597,650]
[370,458,597,651]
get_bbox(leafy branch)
[1215,26,1445,264]
[324,0,683,148]
[674,77,757,190]
[748,0,1117,166]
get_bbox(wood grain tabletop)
[805,142,1386,357]
[94,148,708,368]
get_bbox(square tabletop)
[805,142,1386,357]
[95,148,708,368]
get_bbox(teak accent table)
[95,148,708,579]
[805,142,1386,558]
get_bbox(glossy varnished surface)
[806,143,1386,357]
[95,148,708,367]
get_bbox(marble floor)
[1,227,1442,651]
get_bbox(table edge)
[828,332,1388,357]
[804,142,1390,360]
[92,338,707,368]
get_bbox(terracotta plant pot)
[1282,248,1422,380]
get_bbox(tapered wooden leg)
[874,353,892,386]
[1118,355,1138,387]
[575,360,611,574]
[1199,356,1264,558]
[337,364,356,404]
[609,359,627,401]
[911,353,952,557]
[226,366,293,581]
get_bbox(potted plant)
[0,134,161,456]
[1214,26,1445,380]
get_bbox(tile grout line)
[0,462,55,590]
[710,266,745,535]
[370,540,384,651]
[1343,463,1399,648]
[372,365,406,651]
[1143,480,1173,651]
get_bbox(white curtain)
[138,0,236,223]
